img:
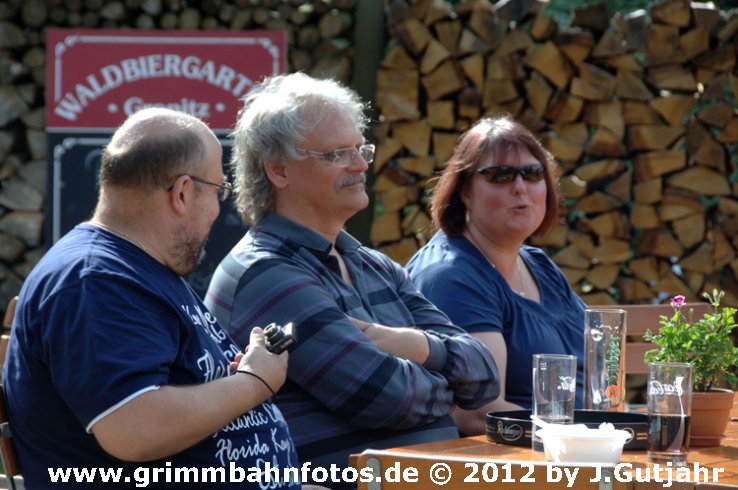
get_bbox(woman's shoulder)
[521,245,560,269]
[408,232,480,271]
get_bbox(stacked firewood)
[370,0,738,305]
[0,0,357,317]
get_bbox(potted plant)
[644,290,738,446]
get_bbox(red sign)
[46,29,286,131]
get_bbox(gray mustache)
[335,174,366,189]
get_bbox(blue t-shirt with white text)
[3,224,299,489]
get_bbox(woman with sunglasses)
[406,115,585,435]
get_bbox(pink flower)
[671,295,686,309]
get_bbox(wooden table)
[354,395,738,490]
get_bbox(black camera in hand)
[264,322,297,354]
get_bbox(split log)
[588,127,626,157]
[669,167,731,196]
[459,53,484,87]
[495,29,532,57]
[584,211,628,238]
[649,95,697,126]
[457,28,488,56]
[617,278,654,303]
[714,231,735,269]
[636,229,684,260]
[573,159,625,183]
[394,17,432,55]
[523,71,552,115]
[574,191,623,214]
[524,41,573,89]
[592,238,630,265]
[393,120,432,156]
[554,29,594,66]
[377,185,420,213]
[552,245,590,269]
[616,70,652,101]
[645,23,685,65]
[421,59,466,100]
[432,132,459,167]
[697,102,734,128]
[607,170,632,202]
[571,2,608,32]
[434,20,462,52]
[373,138,403,172]
[629,256,659,282]
[530,11,556,41]
[647,64,698,92]
[673,214,705,249]
[586,264,620,290]
[420,38,451,74]
[583,101,624,139]
[544,134,583,162]
[659,189,705,221]
[717,119,738,144]
[627,125,684,151]
[426,100,455,129]
[692,2,722,30]
[687,120,725,171]
[631,204,660,229]
[623,101,662,124]
[370,211,402,245]
[680,243,715,273]
[633,178,662,204]
[376,68,420,121]
[650,0,691,27]
[654,263,692,296]
[633,150,686,180]
[458,86,482,119]
[680,27,710,60]
[545,91,583,122]
[558,175,587,198]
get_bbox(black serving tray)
[485,409,648,450]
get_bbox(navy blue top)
[407,231,585,409]
[3,224,298,489]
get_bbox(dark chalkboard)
[46,131,247,298]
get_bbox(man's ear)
[264,161,289,189]
[166,174,194,216]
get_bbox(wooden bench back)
[1,296,17,367]
[590,302,712,374]
[1,296,21,484]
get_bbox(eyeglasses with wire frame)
[298,144,375,166]
[168,175,233,202]
[475,163,546,184]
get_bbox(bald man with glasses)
[4,108,304,489]
[205,73,499,488]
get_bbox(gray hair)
[100,108,207,189]
[231,73,368,226]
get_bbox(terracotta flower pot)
[689,388,735,447]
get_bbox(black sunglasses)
[475,164,546,184]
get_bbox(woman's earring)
[465,209,470,223]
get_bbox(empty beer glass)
[532,354,577,452]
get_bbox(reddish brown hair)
[429,114,560,236]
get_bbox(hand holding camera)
[264,322,297,354]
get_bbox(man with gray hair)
[206,73,500,486]
[4,108,301,488]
